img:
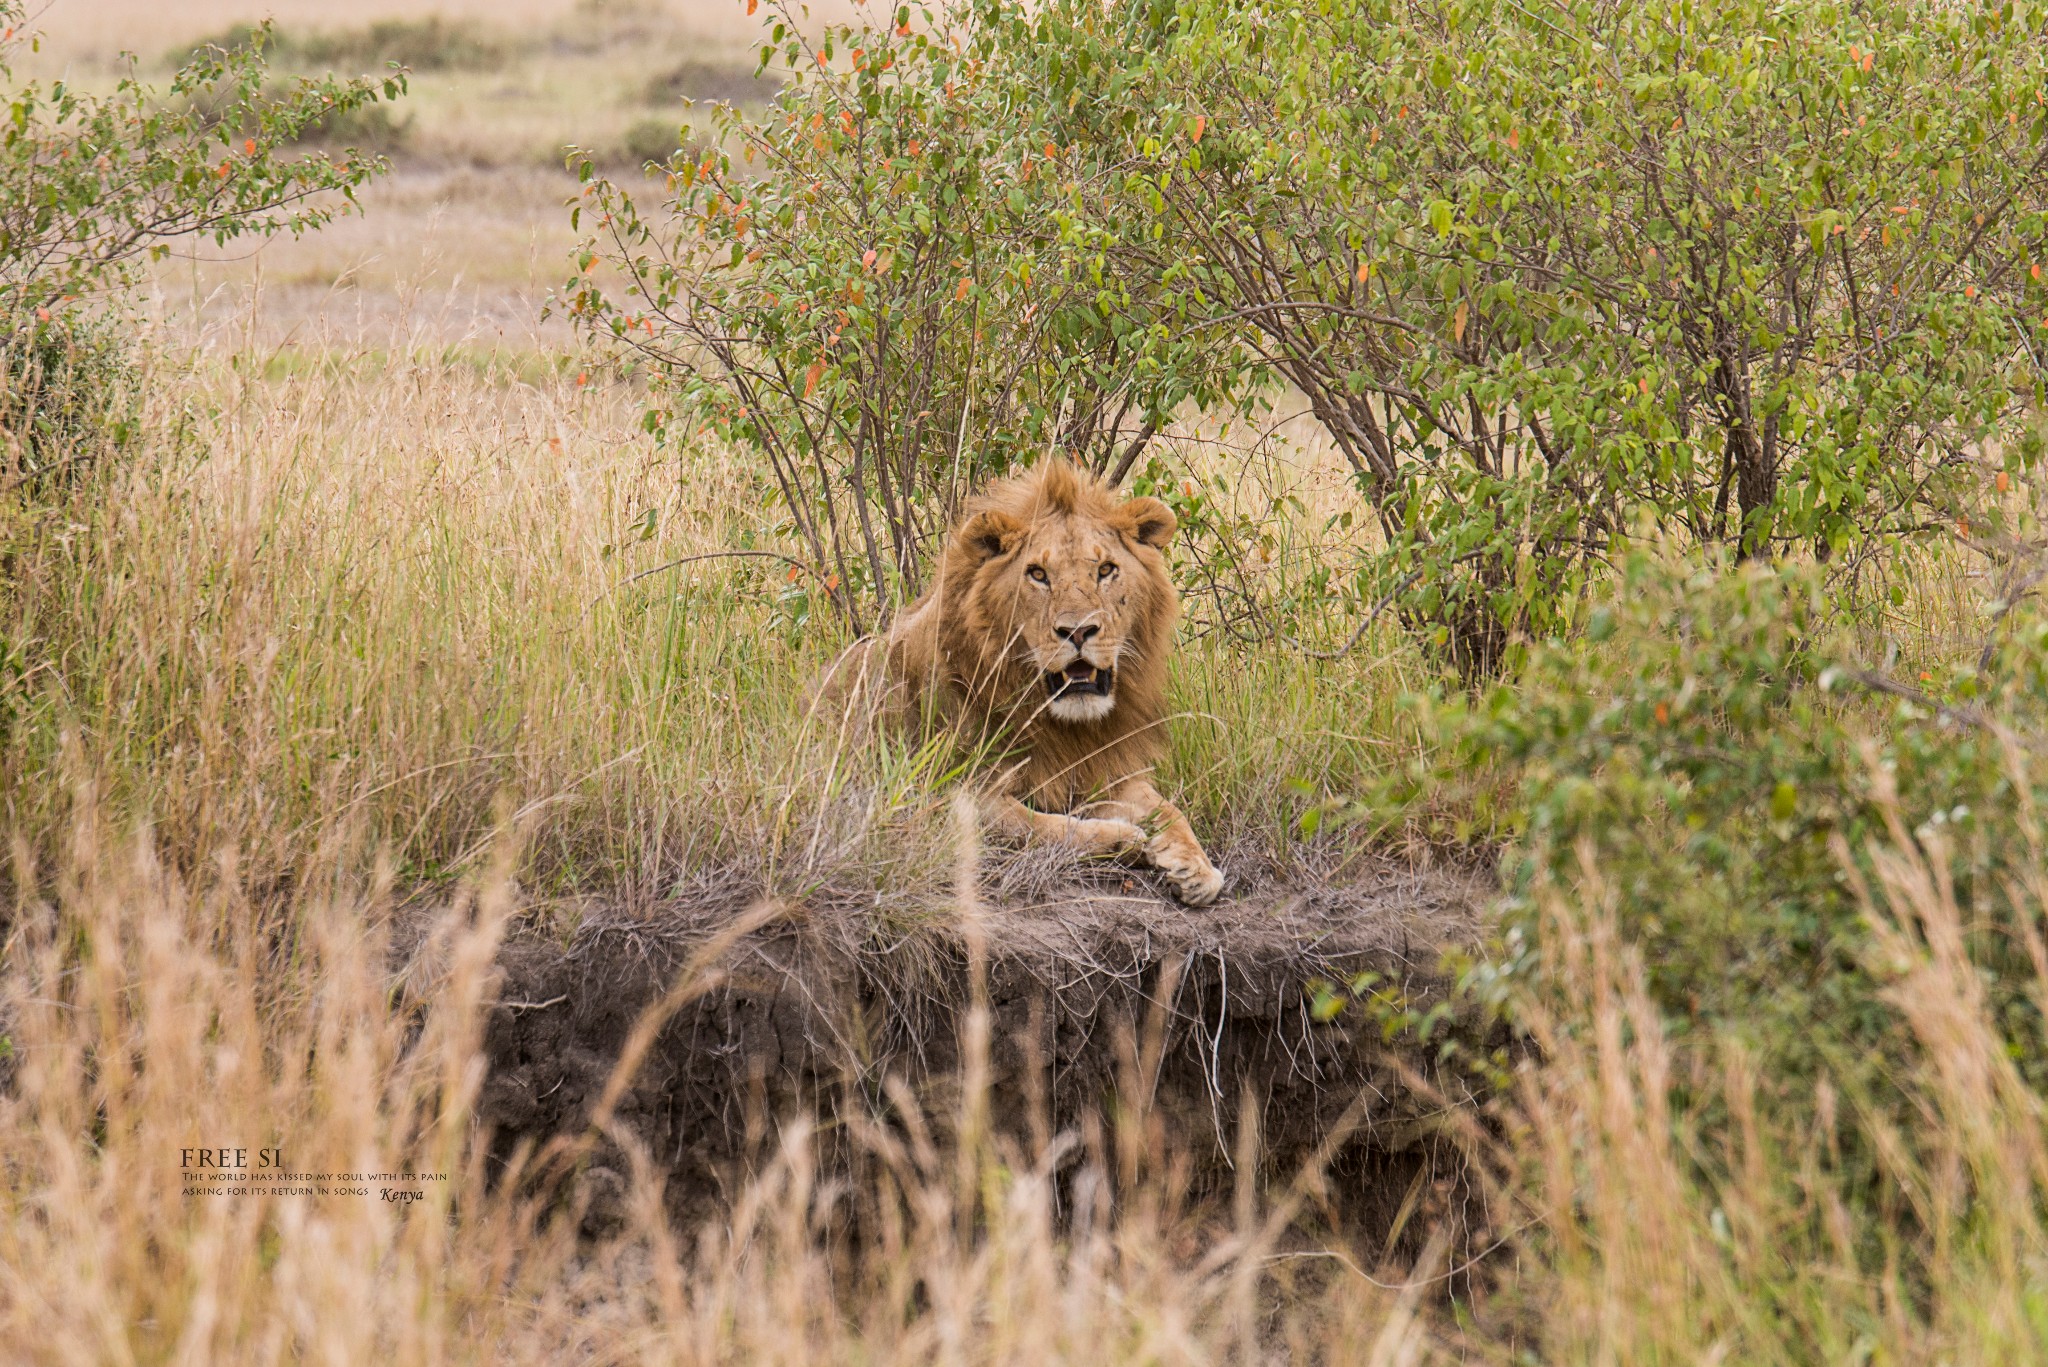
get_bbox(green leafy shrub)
[3,15,399,313]
[577,0,2048,665]
[988,0,2048,668]
[1362,540,2048,1096]
[566,0,1259,626]
[0,317,138,492]
[173,18,511,74]
[642,61,784,107]
[608,118,705,174]
[1,9,398,482]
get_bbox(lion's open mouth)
[1045,661,1114,700]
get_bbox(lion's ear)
[1119,496,1177,549]
[957,508,1020,562]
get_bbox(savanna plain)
[4,0,2048,1361]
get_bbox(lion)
[821,460,1225,906]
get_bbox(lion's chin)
[1046,691,1117,722]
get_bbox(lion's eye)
[1097,561,1117,581]
[1026,565,1049,584]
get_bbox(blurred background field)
[26,0,836,347]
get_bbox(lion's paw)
[1069,816,1148,855]
[1162,859,1226,907]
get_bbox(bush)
[0,317,138,492]
[986,0,2048,671]
[578,0,2047,666]
[173,18,512,74]
[1360,522,2048,1099]
[3,13,399,316]
[608,117,704,174]
[642,61,784,107]
[567,0,1255,629]
[296,18,508,73]
[2,9,397,488]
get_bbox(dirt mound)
[462,852,1495,1248]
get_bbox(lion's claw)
[1162,860,1226,907]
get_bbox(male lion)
[823,460,1225,906]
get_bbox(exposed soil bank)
[465,855,1495,1254]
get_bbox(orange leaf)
[786,566,802,583]
[1654,702,1669,724]
[747,0,757,12]
[862,248,878,269]
[803,360,824,397]
[1452,299,1469,342]
[817,51,829,67]
[576,371,589,386]
[824,574,841,591]
[2033,263,2042,281]
[1997,471,2011,492]
[897,21,910,35]
[1044,141,1058,158]
[954,277,971,301]
[35,307,50,322]
[1966,285,1978,298]
[243,138,256,155]
[1189,114,1206,143]
[1507,126,1518,150]
[1355,259,1370,283]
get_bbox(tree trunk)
[1728,418,1775,560]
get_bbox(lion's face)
[946,466,1178,727]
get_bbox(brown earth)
[450,851,1498,1261]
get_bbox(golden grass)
[10,609,2048,1361]
[0,329,1432,918]
[1491,776,2048,1365]
[0,803,1455,1363]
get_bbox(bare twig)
[588,548,839,614]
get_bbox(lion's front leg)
[1097,778,1226,907]
[985,793,1147,857]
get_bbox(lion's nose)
[1055,622,1100,650]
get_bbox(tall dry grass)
[13,674,2048,1361]
[1496,761,2048,1364]
[0,338,1435,916]
[0,802,1451,1363]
